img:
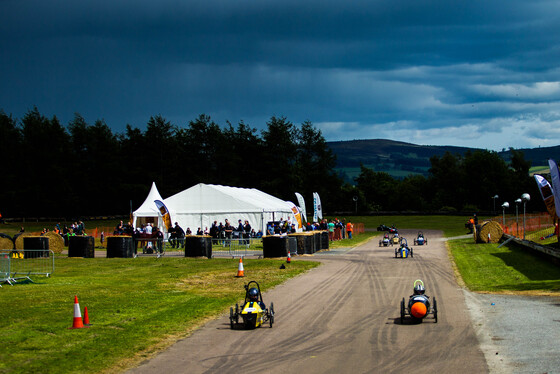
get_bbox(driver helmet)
[413,284,425,295]
[248,287,259,301]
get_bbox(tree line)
[0,107,540,219]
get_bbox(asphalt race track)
[128,229,488,374]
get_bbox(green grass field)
[0,257,318,374]
[447,238,560,293]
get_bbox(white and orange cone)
[287,252,291,263]
[69,295,86,329]
[236,257,245,277]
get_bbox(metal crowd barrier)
[133,238,167,256]
[130,237,265,258]
[211,237,263,258]
[1,249,55,286]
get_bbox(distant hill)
[327,139,560,183]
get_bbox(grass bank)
[447,238,560,294]
[0,256,319,374]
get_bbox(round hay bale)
[44,231,65,254]
[475,221,504,243]
[14,233,34,250]
[0,234,14,250]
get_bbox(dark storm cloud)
[1,0,560,149]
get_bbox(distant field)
[337,165,428,181]
[529,165,550,175]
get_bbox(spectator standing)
[224,219,233,243]
[346,221,354,239]
[237,219,244,243]
[168,224,177,247]
[243,220,251,244]
[154,227,164,254]
[114,221,124,235]
[174,222,185,248]
[328,220,335,241]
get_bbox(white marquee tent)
[132,182,165,231]
[132,182,300,235]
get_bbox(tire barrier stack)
[184,236,212,258]
[262,235,289,258]
[23,237,50,258]
[288,233,315,255]
[320,231,329,250]
[288,236,297,255]
[68,236,95,258]
[106,236,135,258]
[313,231,322,251]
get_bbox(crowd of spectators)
[208,219,263,244]
[301,218,353,241]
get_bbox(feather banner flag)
[154,200,172,231]
[534,174,558,220]
[295,192,307,222]
[289,202,303,229]
[313,192,323,222]
[548,159,560,219]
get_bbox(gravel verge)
[464,290,560,374]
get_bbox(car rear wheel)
[269,302,274,327]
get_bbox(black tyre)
[410,248,413,258]
[400,298,405,324]
[433,297,438,323]
[230,307,234,329]
[269,302,274,327]
[395,250,397,258]
[235,304,239,324]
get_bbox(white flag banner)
[295,192,307,222]
[548,159,560,218]
[313,192,323,221]
[313,192,318,222]
[534,174,558,219]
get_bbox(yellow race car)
[230,281,274,329]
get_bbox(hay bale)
[475,221,504,243]
[0,234,14,250]
[44,231,65,254]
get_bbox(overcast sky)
[2,0,560,150]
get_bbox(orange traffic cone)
[69,295,86,329]
[236,257,245,277]
[287,252,291,263]
[83,306,91,326]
